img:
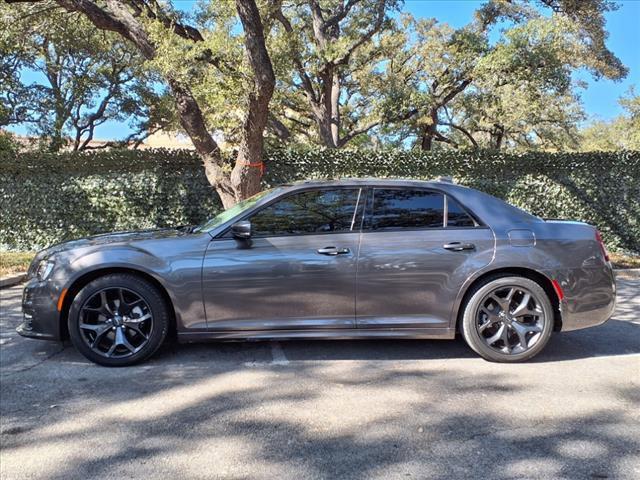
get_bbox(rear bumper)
[17,278,62,341]
[551,264,616,332]
[560,299,615,331]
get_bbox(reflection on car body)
[19,178,616,366]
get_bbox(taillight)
[551,279,564,301]
[595,230,610,262]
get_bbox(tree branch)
[308,0,328,48]
[31,1,222,161]
[322,0,362,32]
[332,0,388,67]
[339,107,419,147]
[338,119,379,147]
[434,130,457,147]
[436,78,472,109]
[124,0,205,42]
[235,0,275,109]
[441,121,478,149]
[34,0,157,59]
[273,4,317,102]
[282,112,312,128]
[267,115,292,141]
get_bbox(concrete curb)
[0,273,27,289]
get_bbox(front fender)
[56,244,207,332]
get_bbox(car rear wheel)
[460,275,554,362]
[68,273,169,366]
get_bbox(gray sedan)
[18,178,616,366]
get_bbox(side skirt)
[177,327,456,343]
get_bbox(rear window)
[367,189,445,230]
[447,196,476,227]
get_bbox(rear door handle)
[443,242,476,251]
[317,246,351,256]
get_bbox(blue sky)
[9,0,639,140]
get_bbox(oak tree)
[6,0,276,207]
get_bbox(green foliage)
[580,88,640,151]
[386,9,618,151]
[0,149,219,251]
[267,0,404,147]
[144,0,248,145]
[0,1,167,150]
[474,0,627,81]
[0,131,19,155]
[1,0,630,154]
[1,148,638,253]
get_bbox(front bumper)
[18,277,63,341]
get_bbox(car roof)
[278,177,542,228]
[205,176,541,236]
[281,177,455,189]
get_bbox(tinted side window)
[368,189,444,230]
[250,189,360,237]
[447,196,476,227]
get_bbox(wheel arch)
[454,267,562,333]
[59,267,177,341]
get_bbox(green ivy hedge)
[1,148,638,253]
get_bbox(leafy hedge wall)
[1,148,638,253]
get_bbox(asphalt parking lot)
[1,278,639,480]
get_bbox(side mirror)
[231,220,252,240]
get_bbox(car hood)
[38,227,187,259]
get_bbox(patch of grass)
[0,251,35,277]
[609,252,640,269]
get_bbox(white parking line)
[588,352,640,359]
[270,341,289,365]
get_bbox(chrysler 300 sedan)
[18,178,616,366]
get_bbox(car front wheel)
[460,275,554,362]
[68,273,169,366]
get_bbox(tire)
[460,275,554,363]
[68,273,169,367]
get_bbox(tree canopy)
[580,88,640,151]
[1,0,633,205]
[0,2,170,151]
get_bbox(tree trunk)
[493,124,505,150]
[312,103,337,148]
[306,3,342,149]
[44,54,68,152]
[420,108,439,151]
[165,78,236,208]
[330,71,340,147]
[229,0,276,202]
[49,114,66,152]
[308,67,341,148]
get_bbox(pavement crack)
[1,345,67,377]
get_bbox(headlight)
[35,260,55,281]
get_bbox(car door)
[356,187,494,329]
[202,187,363,331]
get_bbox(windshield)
[195,188,278,232]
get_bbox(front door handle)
[317,246,351,256]
[443,242,476,251]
